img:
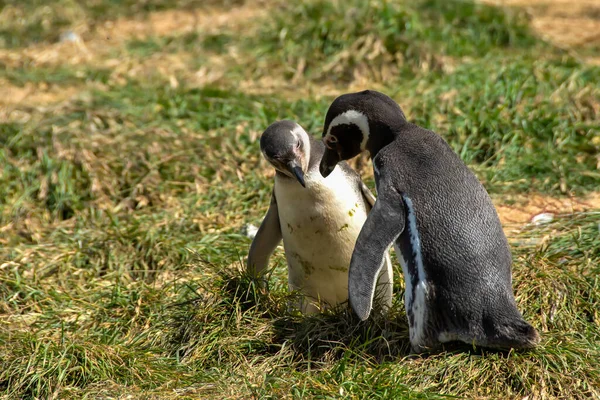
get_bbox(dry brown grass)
[0,2,265,67]
[0,1,268,110]
[482,0,600,63]
[0,79,81,107]
[495,192,600,226]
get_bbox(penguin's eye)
[295,141,301,150]
[325,134,338,149]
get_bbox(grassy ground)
[1,0,599,398]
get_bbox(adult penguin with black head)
[319,90,539,353]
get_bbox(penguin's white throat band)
[291,125,311,171]
[326,109,370,151]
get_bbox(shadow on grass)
[161,266,412,363]
[271,305,413,363]
[163,264,546,367]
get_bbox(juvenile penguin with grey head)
[319,90,539,352]
[247,120,393,314]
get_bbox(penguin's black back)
[375,123,534,345]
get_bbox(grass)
[249,0,537,81]
[0,64,112,87]
[408,56,600,193]
[1,0,599,398]
[0,0,244,48]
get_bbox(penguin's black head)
[319,90,406,178]
[260,120,311,188]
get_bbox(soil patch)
[494,191,600,230]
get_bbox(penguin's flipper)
[349,190,406,320]
[247,190,282,279]
[358,181,394,312]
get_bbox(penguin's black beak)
[286,160,306,188]
[319,148,340,178]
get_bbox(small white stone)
[242,223,259,239]
[59,31,82,43]
[531,212,554,225]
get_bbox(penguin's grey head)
[319,90,406,177]
[260,120,312,187]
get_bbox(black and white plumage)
[247,120,393,314]
[319,90,539,352]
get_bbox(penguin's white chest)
[274,168,368,307]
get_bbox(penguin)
[318,90,540,352]
[247,120,393,315]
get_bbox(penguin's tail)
[484,315,541,350]
[504,319,540,349]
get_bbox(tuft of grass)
[514,212,600,337]
[0,331,183,398]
